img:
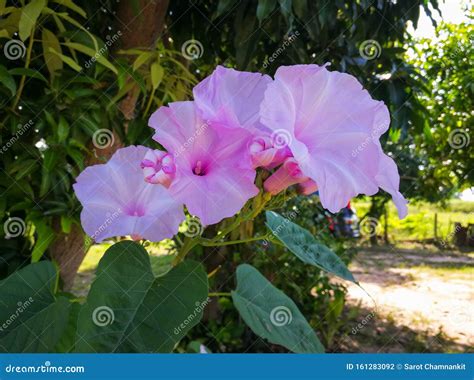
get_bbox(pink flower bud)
[141,149,176,188]
[263,158,308,195]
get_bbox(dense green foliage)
[408,20,473,201]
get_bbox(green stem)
[144,87,156,115]
[208,292,231,297]
[172,237,198,266]
[200,235,268,247]
[12,34,35,109]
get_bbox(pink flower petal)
[73,146,184,242]
[193,65,272,132]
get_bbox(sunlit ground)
[344,246,473,352]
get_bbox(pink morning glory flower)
[149,101,259,226]
[260,64,408,218]
[193,65,289,169]
[74,146,184,242]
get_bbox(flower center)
[193,160,208,176]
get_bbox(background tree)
[409,18,473,202]
[0,0,445,286]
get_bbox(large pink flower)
[149,101,259,225]
[73,146,184,242]
[193,66,289,168]
[260,64,408,218]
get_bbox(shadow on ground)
[332,304,471,353]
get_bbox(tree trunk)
[49,0,170,290]
[116,0,170,122]
[50,222,87,291]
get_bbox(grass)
[352,199,474,244]
[407,265,473,278]
[77,240,176,278]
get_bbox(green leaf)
[265,211,356,283]
[0,297,71,352]
[57,115,69,142]
[257,0,277,23]
[31,220,55,262]
[9,67,48,83]
[389,127,402,143]
[39,167,51,196]
[132,51,154,71]
[75,241,209,353]
[54,301,81,353]
[19,0,46,41]
[52,0,86,18]
[60,215,73,233]
[0,261,71,352]
[48,47,82,72]
[232,264,324,353]
[51,10,98,50]
[43,149,59,171]
[63,42,118,74]
[0,64,16,96]
[150,62,164,90]
[216,0,237,17]
[42,28,63,77]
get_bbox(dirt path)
[344,247,473,351]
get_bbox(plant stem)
[172,236,197,266]
[144,87,156,115]
[208,292,231,297]
[12,34,35,109]
[200,235,268,247]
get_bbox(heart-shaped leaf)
[266,211,356,283]
[75,241,208,353]
[0,261,72,352]
[232,264,324,353]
